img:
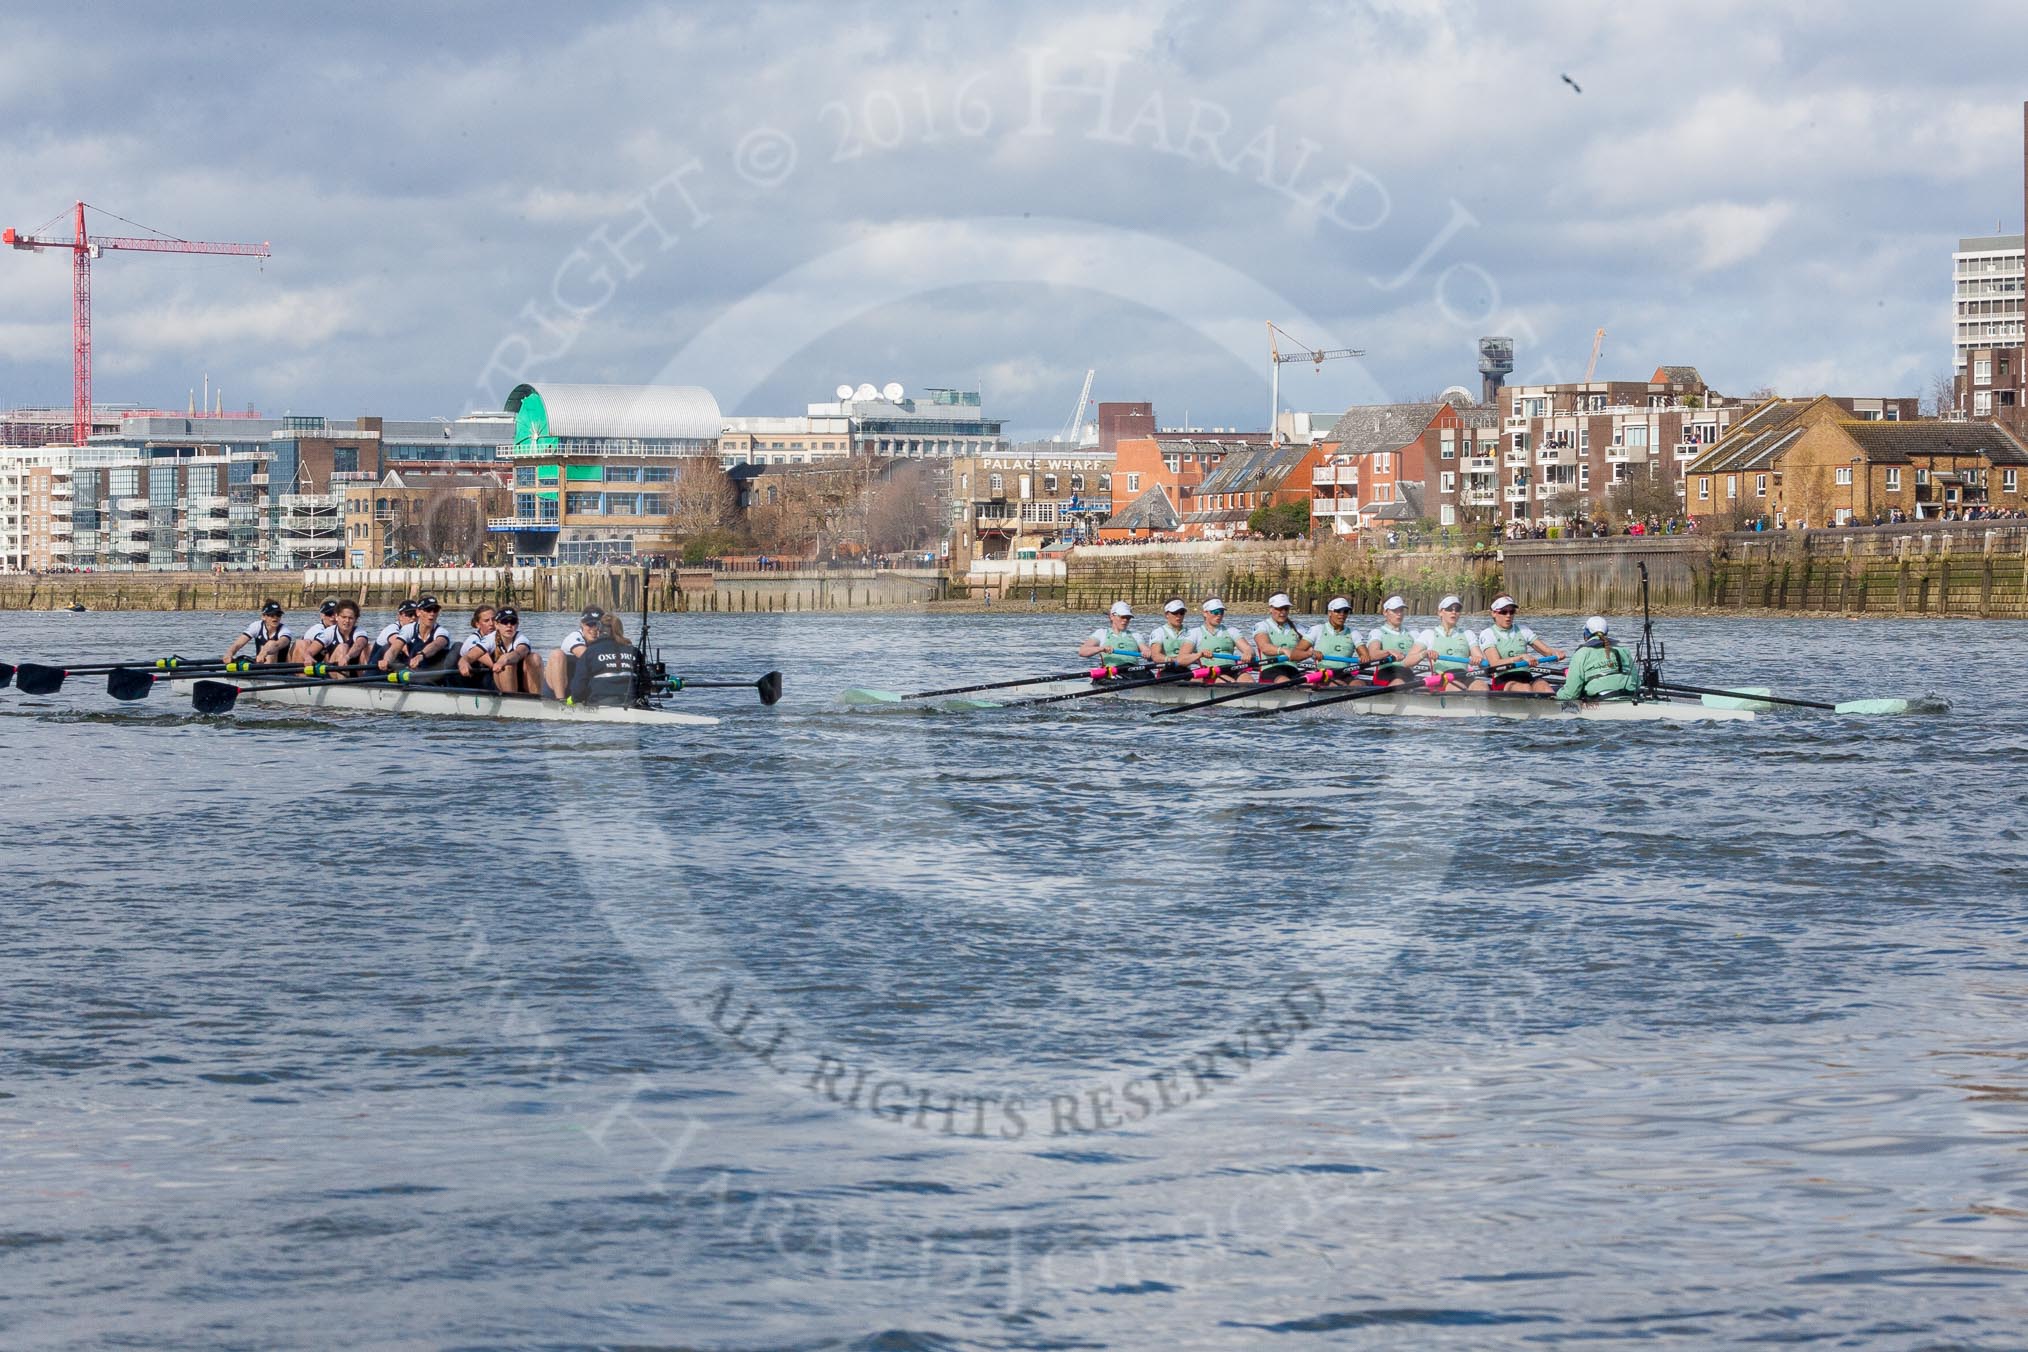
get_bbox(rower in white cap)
[1308,597,1364,683]
[1415,594,1475,689]
[1556,617,1638,703]
[1360,594,1428,686]
[1079,601,1150,672]
[1146,599,1193,667]
[1251,592,1314,682]
[1470,595,1565,693]
[1178,597,1254,682]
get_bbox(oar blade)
[1833,698,1912,716]
[14,663,67,696]
[191,680,242,715]
[757,671,784,706]
[0,661,13,689]
[1698,686,1772,712]
[105,668,157,701]
[837,688,903,705]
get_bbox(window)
[1579,427,1589,451]
[1834,466,1853,486]
[1884,467,1901,492]
[1726,476,1738,499]
[1579,463,1590,490]
[1124,472,1140,493]
[1511,432,1530,453]
[1752,474,1766,496]
[1099,474,1111,492]
[2005,469,2019,492]
[1043,474,1058,494]
[1916,469,1929,486]
[1975,392,1993,416]
[1975,358,1992,385]
[988,473,1003,495]
[1070,474,1084,492]
[1698,478,1711,501]
[1440,471,1455,492]
[1376,452,1392,472]
[1626,425,1648,449]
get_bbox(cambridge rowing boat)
[241,679,719,726]
[863,678,1753,721]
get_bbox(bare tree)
[1542,488,1591,523]
[1605,474,1683,522]
[1922,371,1959,418]
[1740,384,1779,405]
[668,458,738,540]
[864,462,947,554]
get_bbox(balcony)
[1463,456,1496,474]
[1605,445,1650,464]
[486,515,560,532]
[1311,465,1359,487]
[1674,443,1704,460]
[1504,485,1531,503]
[1310,497,1359,516]
[186,495,229,515]
[1503,450,1531,467]
[1462,488,1497,507]
[114,496,149,514]
[114,537,149,555]
[193,537,231,554]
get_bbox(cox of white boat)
[244,678,719,726]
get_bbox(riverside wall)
[0,566,948,615]
[1708,522,2028,617]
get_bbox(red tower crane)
[3,201,271,445]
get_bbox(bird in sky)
[1561,73,1582,93]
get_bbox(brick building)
[1685,397,2027,527]
[1309,401,1500,535]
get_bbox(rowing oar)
[999,665,1206,708]
[1248,680,1407,717]
[190,667,455,715]
[888,665,1145,701]
[1654,681,1911,716]
[105,662,382,702]
[8,652,262,691]
[1146,657,1391,717]
[664,671,785,706]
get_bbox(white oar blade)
[1699,686,1773,711]
[1832,698,1913,716]
[837,688,903,704]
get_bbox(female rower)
[291,599,342,664]
[385,595,450,671]
[324,600,369,674]
[1145,599,1192,668]
[1361,595,1428,686]
[1178,598,1254,683]
[455,605,498,687]
[545,607,607,699]
[372,599,420,669]
[1470,595,1565,693]
[1308,597,1364,684]
[485,607,542,693]
[225,600,293,665]
[1251,592,1314,682]
[1415,594,1474,690]
[1079,601,1148,673]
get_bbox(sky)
[0,1,2022,437]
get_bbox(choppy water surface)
[2,607,2025,1349]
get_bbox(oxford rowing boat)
[242,678,719,726]
[862,678,1754,721]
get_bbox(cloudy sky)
[1,1,2021,435]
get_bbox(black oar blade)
[14,663,66,696]
[106,668,157,701]
[191,680,242,715]
[0,662,13,689]
[757,671,784,706]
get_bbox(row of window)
[1971,355,2015,385]
[1698,467,2022,499]
[973,472,1108,496]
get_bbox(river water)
[2,607,2025,1349]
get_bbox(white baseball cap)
[1163,599,1187,614]
[1327,597,1352,612]
[1381,594,1406,611]
[1110,601,1134,617]
[1202,598,1226,612]
[1438,594,1463,610]
[1583,616,1610,636]
[1490,595,1518,611]
[1267,592,1292,608]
